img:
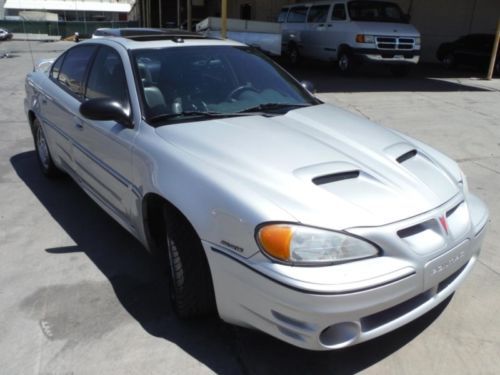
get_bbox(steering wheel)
[226,85,259,102]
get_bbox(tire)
[287,44,301,66]
[442,53,456,69]
[337,50,356,75]
[163,207,216,318]
[390,65,411,77]
[33,118,61,178]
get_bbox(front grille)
[376,36,416,51]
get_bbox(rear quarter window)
[287,6,308,23]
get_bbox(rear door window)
[287,6,308,23]
[57,45,97,98]
[277,8,288,23]
[307,5,330,23]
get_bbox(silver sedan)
[24,31,488,350]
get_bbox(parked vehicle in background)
[0,28,13,41]
[437,34,500,76]
[92,27,175,39]
[24,31,488,351]
[196,17,282,56]
[278,0,421,76]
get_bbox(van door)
[304,4,332,60]
[321,3,348,61]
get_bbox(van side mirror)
[80,98,133,128]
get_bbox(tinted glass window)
[85,46,129,107]
[307,5,329,23]
[277,8,288,23]
[287,6,308,23]
[58,45,96,97]
[348,1,405,23]
[50,55,64,80]
[332,4,347,20]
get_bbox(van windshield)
[348,1,406,23]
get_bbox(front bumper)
[352,47,420,65]
[205,194,488,350]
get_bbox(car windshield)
[348,1,406,23]
[131,46,318,125]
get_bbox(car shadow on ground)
[277,60,494,93]
[11,150,452,375]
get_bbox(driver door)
[72,45,137,228]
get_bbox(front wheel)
[33,118,61,178]
[164,207,216,318]
[338,51,356,75]
[287,44,301,66]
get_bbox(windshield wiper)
[147,110,260,124]
[238,103,311,114]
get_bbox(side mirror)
[301,80,315,94]
[80,98,133,128]
[402,14,411,23]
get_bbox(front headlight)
[256,224,380,265]
[355,34,375,43]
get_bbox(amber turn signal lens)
[355,34,365,43]
[258,225,293,261]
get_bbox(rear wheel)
[33,118,61,178]
[163,207,216,318]
[287,44,301,66]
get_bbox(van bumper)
[352,48,420,65]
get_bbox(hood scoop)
[313,171,360,185]
[396,149,417,164]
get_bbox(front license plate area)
[424,240,471,290]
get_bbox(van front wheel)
[338,51,356,75]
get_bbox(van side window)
[307,5,330,23]
[277,8,288,23]
[331,4,347,20]
[287,6,308,23]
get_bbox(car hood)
[155,104,460,229]
[353,21,420,37]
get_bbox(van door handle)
[327,24,333,27]
[318,23,325,27]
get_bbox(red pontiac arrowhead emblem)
[439,216,449,235]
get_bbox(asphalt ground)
[0,40,499,375]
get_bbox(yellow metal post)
[187,0,192,31]
[221,0,227,39]
[486,18,500,80]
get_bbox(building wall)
[0,0,5,19]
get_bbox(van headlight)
[355,34,375,43]
[256,224,380,265]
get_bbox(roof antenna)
[20,15,36,71]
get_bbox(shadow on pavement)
[11,150,452,375]
[278,60,493,93]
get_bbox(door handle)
[327,24,333,27]
[74,116,84,130]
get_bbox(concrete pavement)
[0,41,499,374]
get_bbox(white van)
[278,0,421,75]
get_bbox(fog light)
[319,321,360,348]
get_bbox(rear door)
[41,45,98,172]
[72,45,137,228]
[304,4,331,60]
